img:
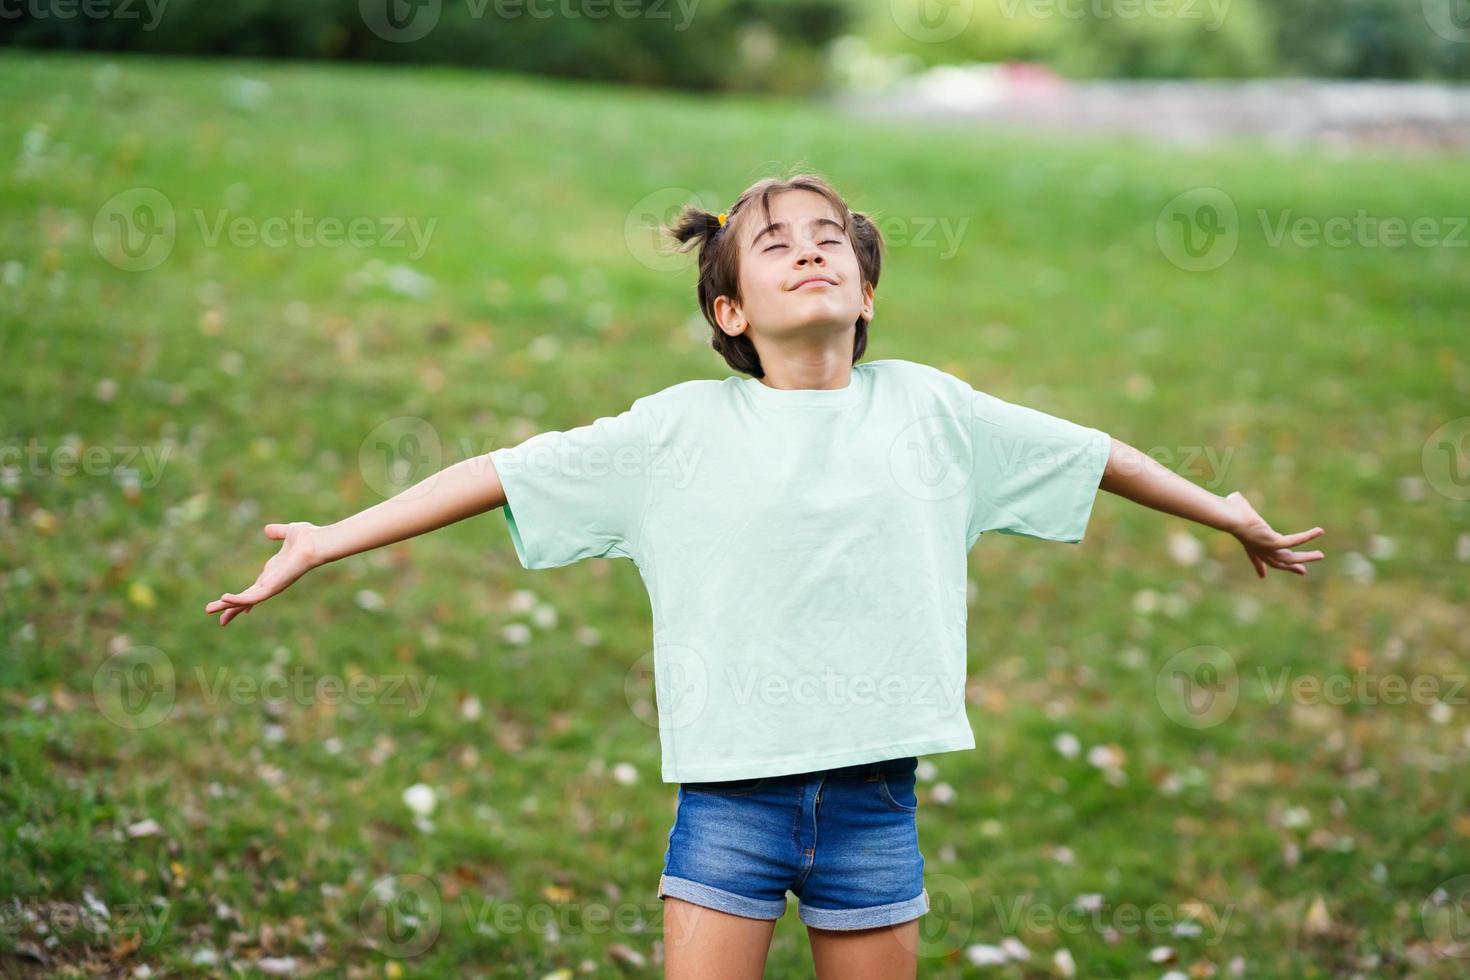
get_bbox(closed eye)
[763,239,843,252]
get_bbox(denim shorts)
[657,757,928,930]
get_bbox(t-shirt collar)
[740,363,866,409]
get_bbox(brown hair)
[663,172,885,378]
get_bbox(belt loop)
[865,763,881,782]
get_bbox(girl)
[205,172,1325,979]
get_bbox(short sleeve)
[488,397,654,569]
[966,388,1111,546]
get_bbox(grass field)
[2,49,1468,978]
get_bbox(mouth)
[790,275,837,290]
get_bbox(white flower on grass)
[930,782,955,805]
[508,589,537,613]
[354,589,384,612]
[383,264,434,300]
[82,889,109,920]
[1166,530,1203,566]
[1280,805,1311,828]
[1086,744,1125,770]
[1053,948,1076,977]
[612,762,638,785]
[1341,552,1374,584]
[499,623,531,645]
[1053,732,1081,759]
[962,936,1035,967]
[1233,595,1261,624]
[964,944,1007,966]
[126,818,162,838]
[532,603,558,629]
[999,937,1030,961]
[402,783,437,817]
[255,956,297,976]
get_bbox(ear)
[713,295,746,337]
[859,281,875,324]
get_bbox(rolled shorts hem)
[657,874,788,921]
[799,888,930,931]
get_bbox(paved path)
[833,68,1470,152]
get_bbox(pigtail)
[666,205,726,255]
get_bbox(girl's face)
[716,189,874,357]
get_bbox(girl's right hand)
[204,521,323,626]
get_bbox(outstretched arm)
[1098,437,1325,579]
[204,454,507,626]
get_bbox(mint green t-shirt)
[488,358,1111,782]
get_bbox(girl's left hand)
[1223,491,1326,578]
[204,521,322,626]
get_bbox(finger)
[1250,552,1267,578]
[1276,527,1324,548]
[1281,550,1325,563]
[264,523,288,539]
[223,582,270,605]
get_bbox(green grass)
[2,49,1468,978]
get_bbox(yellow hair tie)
[716,212,728,227]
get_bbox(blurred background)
[3,0,1469,977]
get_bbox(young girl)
[205,172,1325,979]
